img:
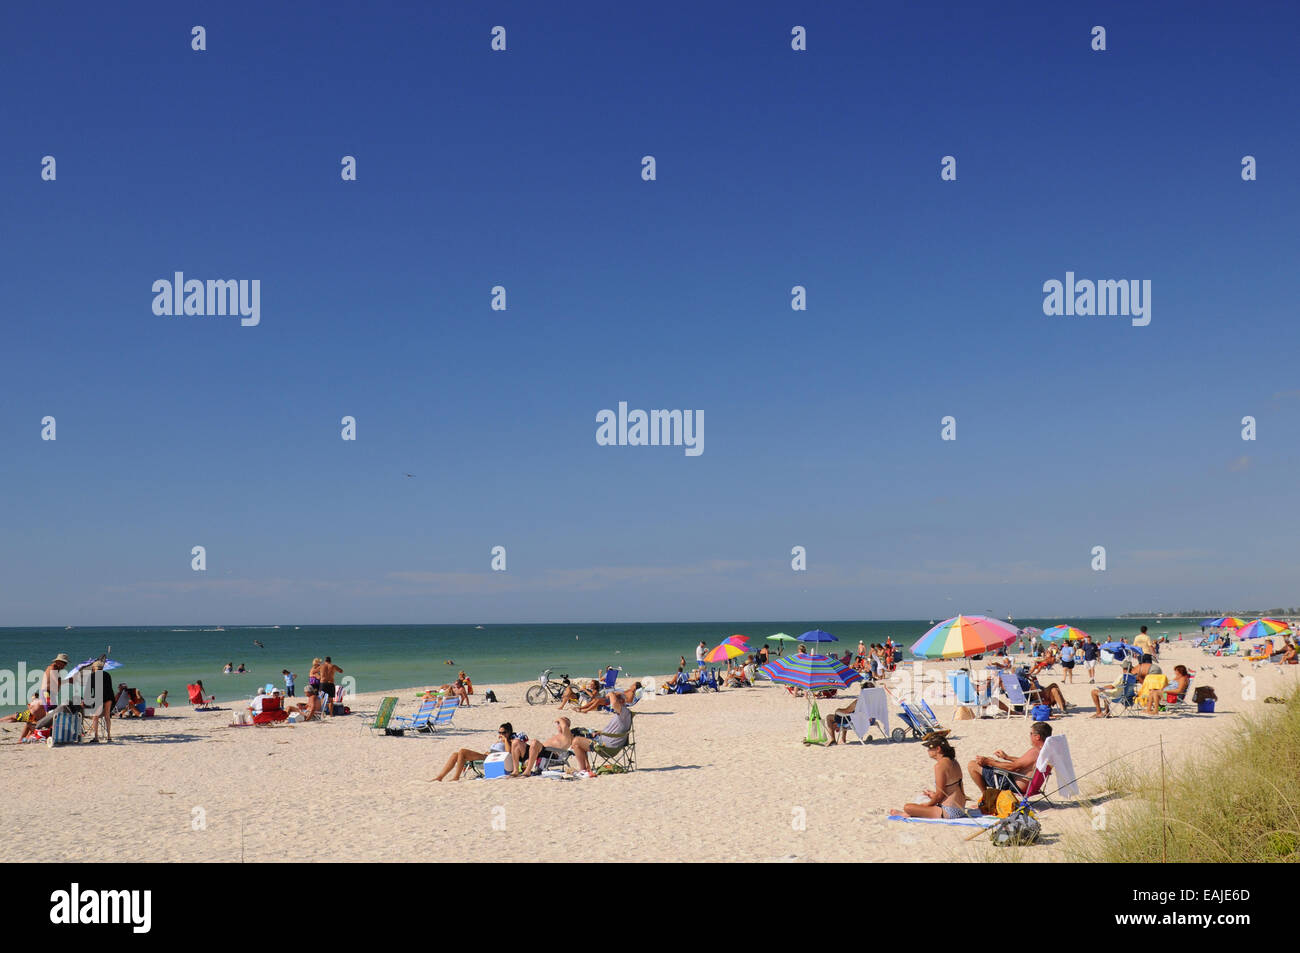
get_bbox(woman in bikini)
[890,734,980,819]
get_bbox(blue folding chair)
[391,698,439,733]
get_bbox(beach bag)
[1192,686,1216,704]
[1031,704,1052,722]
[979,789,1000,815]
[990,808,1041,847]
[995,790,1018,818]
[385,727,405,737]
[484,690,498,703]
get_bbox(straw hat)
[53,653,69,665]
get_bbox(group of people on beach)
[431,678,638,781]
[2,653,119,743]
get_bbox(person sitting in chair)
[1152,664,1191,712]
[824,694,863,746]
[430,722,526,782]
[285,686,323,721]
[519,689,633,777]
[967,722,1052,795]
[1090,659,1134,717]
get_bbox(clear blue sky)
[3,1,1299,625]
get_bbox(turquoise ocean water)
[0,618,1204,706]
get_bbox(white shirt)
[695,644,705,661]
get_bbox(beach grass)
[1068,688,1300,862]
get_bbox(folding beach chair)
[1103,673,1138,716]
[252,695,289,725]
[596,667,620,692]
[588,713,636,774]
[996,671,1041,718]
[424,697,461,734]
[1158,676,1194,715]
[365,696,399,733]
[391,698,439,733]
[987,763,1059,808]
[948,671,995,718]
[187,683,216,710]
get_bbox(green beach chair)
[589,712,636,774]
[365,696,399,734]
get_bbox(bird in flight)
[405,473,415,478]
[253,640,265,648]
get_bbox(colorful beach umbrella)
[724,634,750,648]
[1206,616,1247,629]
[704,642,746,663]
[1234,619,1290,641]
[767,633,797,642]
[911,615,1019,660]
[1041,625,1091,642]
[758,652,861,692]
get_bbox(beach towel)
[886,814,997,828]
[1035,735,1079,797]
[1136,673,1168,705]
[850,686,890,736]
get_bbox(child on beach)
[156,690,168,708]
[282,669,296,697]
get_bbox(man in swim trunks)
[317,656,342,715]
[1,693,46,725]
[967,722,1051,795]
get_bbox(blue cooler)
[1197,699,1215,713]
[483,751,510,779]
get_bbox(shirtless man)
[576,682,641,714]
[968,722,1052,795]
[40,654,69,709]
[1,693,46,725]
[317,656,342,714]
[519,689,633,776]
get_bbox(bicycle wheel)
[525,685,549,706]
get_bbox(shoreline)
[2,641,1295,862]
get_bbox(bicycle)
[525,669,571,706]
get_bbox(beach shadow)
[114,732,204,745]
[634,764,703,772]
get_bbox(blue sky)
[3,1,1299,625]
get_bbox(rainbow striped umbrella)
[1042,625,1091,642]
[704,641,746,663]
[911,615,1019,660]
[1234,619,1290,641]
[758,653,861,691]
[1206,616,1247,629]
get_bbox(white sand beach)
[1,642,1294,863]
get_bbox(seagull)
[405,473,415,478]
[253,640,265,648]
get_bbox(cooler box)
[483,751,510,779]
[1197,699,1216,713]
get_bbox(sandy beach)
[2,641,1294,863]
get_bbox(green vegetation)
[1070,690,1300,862]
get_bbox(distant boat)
[64,625,73,630]
[214,627,225,632]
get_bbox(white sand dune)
[0,642,1292,862]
